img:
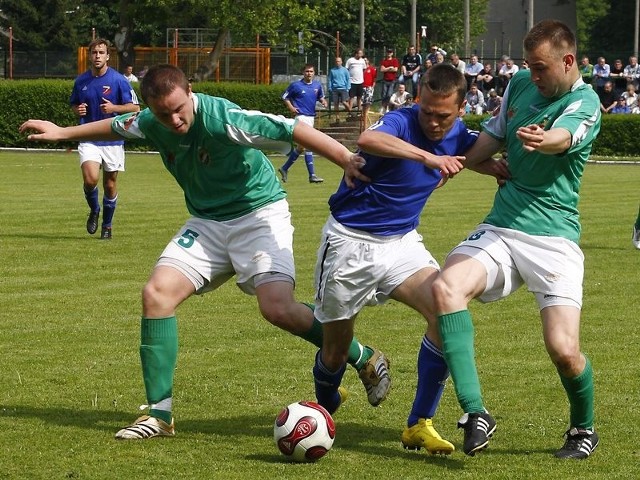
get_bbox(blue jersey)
[282,79,324,117]
[70,67,138,146]
[329,106,478,236]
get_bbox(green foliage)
[589,114,640,156]
[1,152,639,478]
[6,80,640,157]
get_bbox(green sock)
[438,310,484,413]
[559,357,594,429]
[140,316,178,424]
[299,303,372,369]
[635,205,640,229]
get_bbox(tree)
[0,0,85,50]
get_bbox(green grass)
[1,151,639,479]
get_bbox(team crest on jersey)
[198,147,210,165]
[167,152,176,164]
[507,106,517,118]
[102,85,111,95]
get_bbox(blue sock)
[304,151,315,176]
[407,336,449,427]
[313,350,346,414]
[84,186,100,213]
[102,195,117,228]
[281,150,300,172]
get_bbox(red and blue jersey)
[282,79,324,117]
[70,67,138,146]
[329,105,478,236]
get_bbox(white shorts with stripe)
[78,142,125,172]
[448,224,584,309]
[314,215,439,323]
[156,199,295,295]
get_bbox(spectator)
[426,44,447,64]
[361,58,378,128]
[476,62,495,93]
[598,80,616,114]
[610,59,627,96]
[521,59,529,70]
[622,83,640,113]
[328,57,351,123]
[497,57,519,94]
[435,52,445,65]
[388,83,412,110]
[346,48,366,114]
[123,65,138,83]
[624,56,640,90]
[484,88,501,114]
[422,58,434,75]
[611,95,631,114]
[380,48,399,113]
[398,45,423,99]
[579,56,594,86]
[464,55,484,90]
[450,53,466,74]
[138,65,149,79]
[593,56,610,95]
[464,83,485,115]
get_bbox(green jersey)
[481,70,601,243]
[112,93,294,221]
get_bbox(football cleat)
[86,210,100,235]
[554,427,599,459]
[115,415,175,440]
[633,225,640,249]
[457,411,497,456]
[402,418,455,455]
[358,348,391,407]
[278,167,288,183]
[100,227,112,240]
[309,174,324,183]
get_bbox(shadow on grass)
[0,405,134,433]
[0,405,553,464]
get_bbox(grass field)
[1,150,639,479]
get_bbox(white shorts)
[314,216,439,323]
[78,142,125,172]
[296,115,315,128]
[156,199,295,295]
[448,224,584,309]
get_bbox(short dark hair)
[419,63,467,103]
[88,38,110,52]
[140,64,190,104]
[524,19,576,55]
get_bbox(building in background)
[472,0,576,62]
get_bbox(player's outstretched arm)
[19,118,120,143]
[357,129,464,178]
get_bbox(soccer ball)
[273,401,336,462]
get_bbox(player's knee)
[431,276,456,308]
[550,347,582,376]
[260,300,296,332]
[142,281,176,316]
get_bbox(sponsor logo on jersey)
[102,86,112,95]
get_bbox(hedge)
[3,79,639,157]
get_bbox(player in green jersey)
[20,64,391,440]
[431,20,601,458]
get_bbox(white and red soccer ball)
[273,401,336,462]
